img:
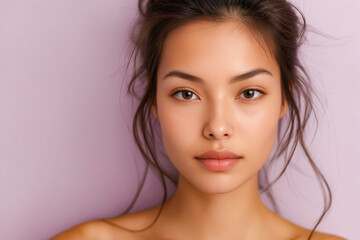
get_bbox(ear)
[279,80,294,119]
[147,77,158,119]
[151,104,158,119]
[279,98,288,119]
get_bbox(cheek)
[157,103,200,161]
[240,103,280,163]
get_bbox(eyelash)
[170,88,265,102]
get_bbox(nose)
[203,101,234,140]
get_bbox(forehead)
[158,20,280,81]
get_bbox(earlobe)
[279,100,288,119]
[280,82,293,119]
[151,104,158,119]
[147,77,158,119]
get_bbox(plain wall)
[0,0,359,239]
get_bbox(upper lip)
[195,150,241,160]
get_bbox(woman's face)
[152,20,287,194]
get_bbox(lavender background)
[1,0,359,239]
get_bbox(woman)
[52,0,345,239]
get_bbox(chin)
[184,173,254,195]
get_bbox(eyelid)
[170,88,200,102]
[170,87,265,102]
[238,88,265,101]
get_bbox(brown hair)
[121,0,332,239]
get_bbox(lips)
[195,150,241,160]
[195,150,242,171]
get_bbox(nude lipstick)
[194,150,241,171]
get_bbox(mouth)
[195,150,242,171]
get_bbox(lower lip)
[197,158,240,171]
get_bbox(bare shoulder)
[292,227,346,240]
[51,207,162,240]
[50,219,135,240]
[265,210,345,240]
[105,206,162,229]
[307,231,346,240]
[50,220,103,240]
[108,206,163,231]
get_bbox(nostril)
[208,133,230,138]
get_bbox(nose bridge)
[203,95,233,139]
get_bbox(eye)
[239,89,264,101]
[171,89,199,101]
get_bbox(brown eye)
[172,90,198,101]
[244,90,255,98]
[182,91,194,99]
[239,89,264,100]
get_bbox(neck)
[158,174,272,239]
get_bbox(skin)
[51,20,345,240]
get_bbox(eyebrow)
[162,68,273,84]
